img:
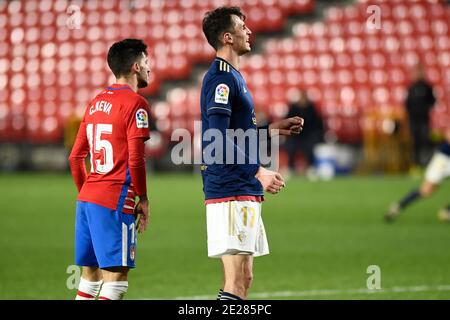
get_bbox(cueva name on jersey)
[89,100,113,115]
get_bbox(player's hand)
[255,166,286,195]
[134,196,149,233]
[444,127,450,143]
[269,116,304,137]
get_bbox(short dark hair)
[107,39,147,78]
[202,6,246,50]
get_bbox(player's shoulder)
[132,93,149,106]
[121,91,149,109]
[204,60,237,90]
[90,88,109,102]
[207,59,235,78]
[215,58,233,74]
[83,90,106,114]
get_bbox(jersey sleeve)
[128,137,147,197]
[126,96,151,141]
[205,73,237,117]
[68,120,89,192]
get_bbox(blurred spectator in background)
[284,90,324,173]
[64,113,82,151]
[405,63,436,169]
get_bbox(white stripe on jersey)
[122,223,127,266]
[209,106,231,113]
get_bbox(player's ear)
[223,32,233,46]
[131,61,140,74]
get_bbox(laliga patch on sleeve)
[214,83,230,104]
[135,108,149,128]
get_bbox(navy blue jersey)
[438,140,450,156]
[200,57,263,200]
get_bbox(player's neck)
[216,49,240,71]
[115,77,138,92]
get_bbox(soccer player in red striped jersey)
[69,39,151,300]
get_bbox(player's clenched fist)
[269,116,304,137]
[255,166,286,194]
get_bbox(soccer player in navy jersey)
[201,7,304,300]
[385,126,450,222]
[69,39,151,300]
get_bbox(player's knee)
[420,183,437,197]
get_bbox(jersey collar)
[107,84,133,91]
[215,57,240,74]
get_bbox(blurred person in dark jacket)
[406,63,436,168]
[285,90,324,172]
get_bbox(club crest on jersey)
[136,108,148,128]
[215,84,229,104]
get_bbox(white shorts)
[206,200,269,258]
[425,152,450,184]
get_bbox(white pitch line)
[141,284,450,300]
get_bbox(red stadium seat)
[5,0,450,144]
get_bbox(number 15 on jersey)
[86,123,114,174]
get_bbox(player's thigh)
[86,203,137,269]
[233,200,269,257]
[420,180,438,196]
[207,200,268,257]
[75,201,98,267]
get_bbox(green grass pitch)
[0,173,449,299]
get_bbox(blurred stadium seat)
[236,0,450,142]
[1,0,449,146]
[0,0,315,143]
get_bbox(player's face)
[136,52,150,89]
[230,15,252,55]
